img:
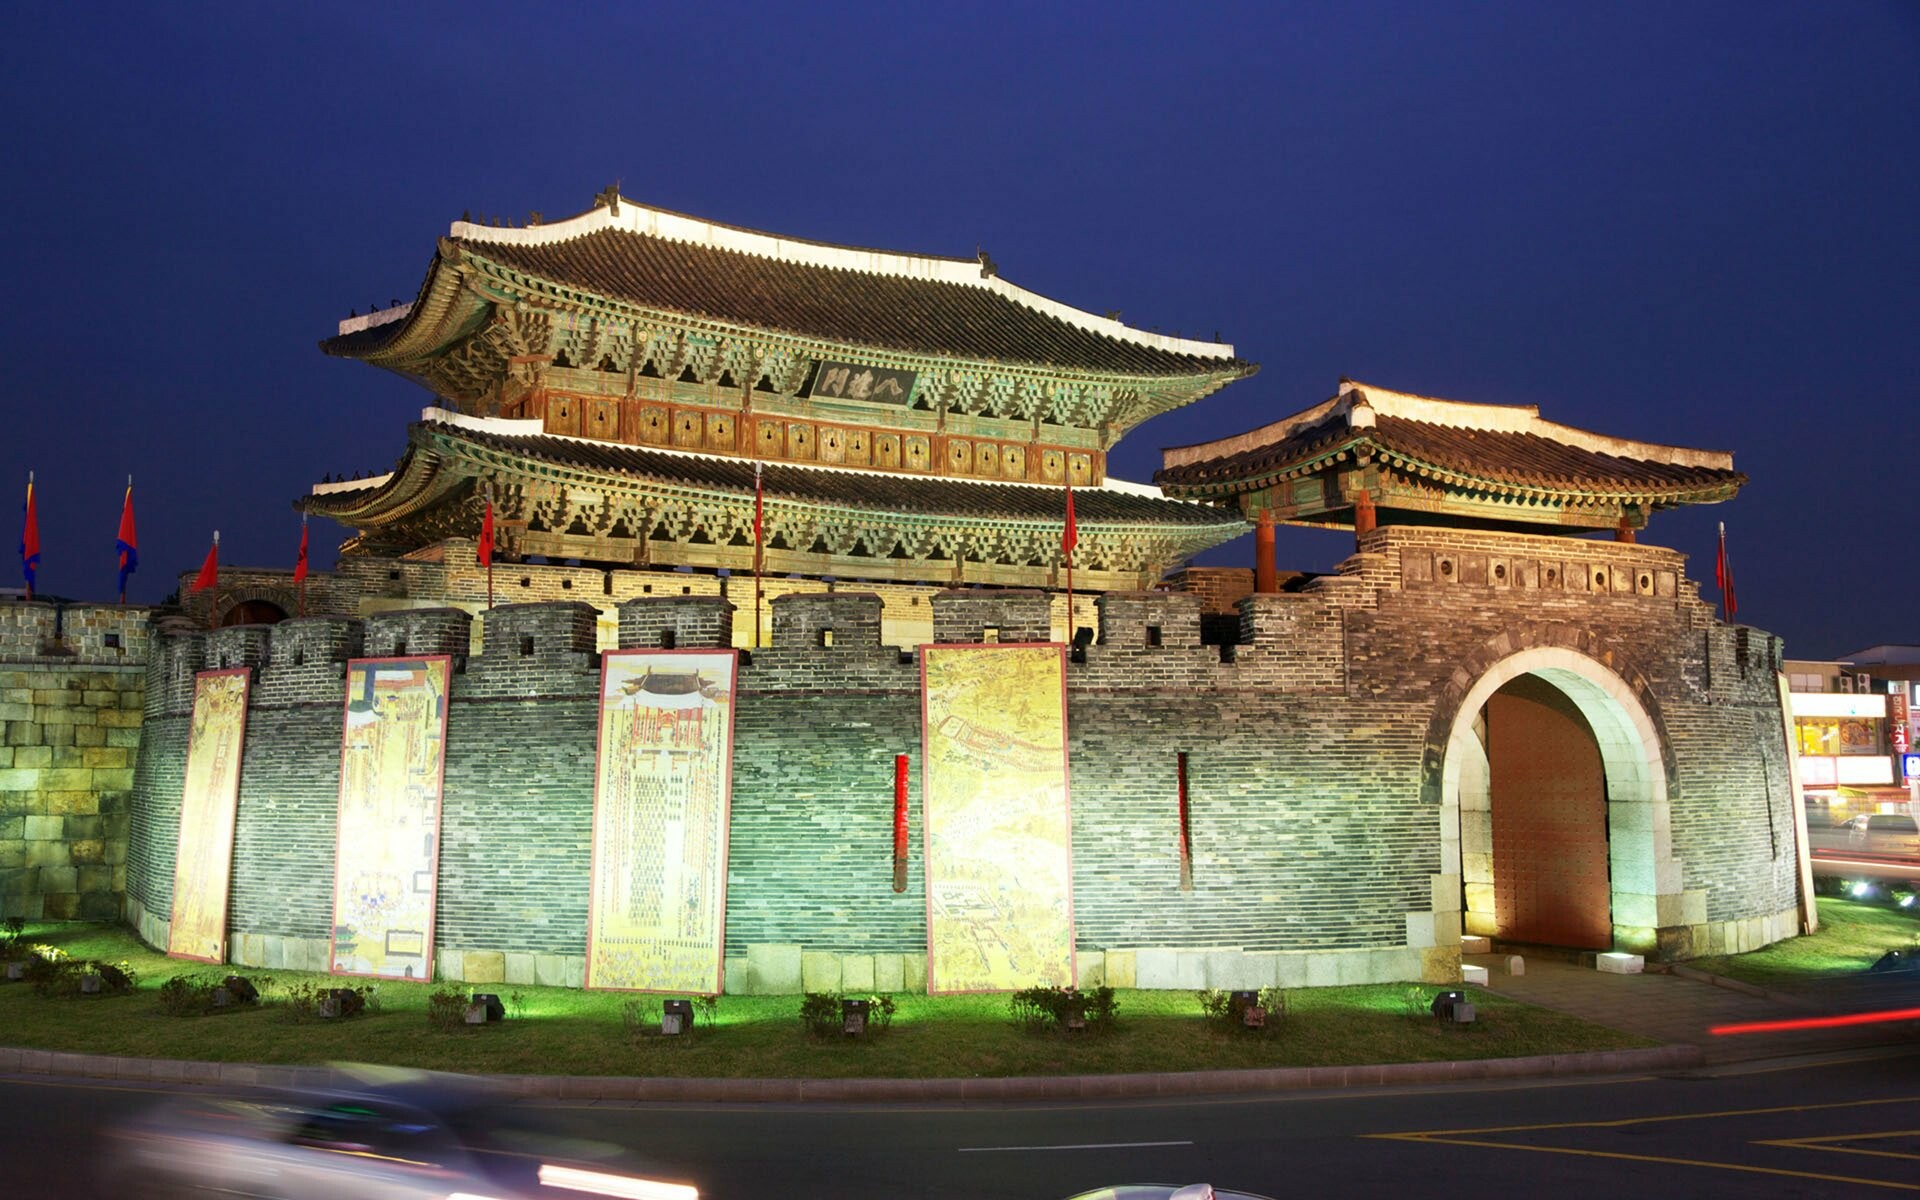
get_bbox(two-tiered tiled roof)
[322,196,1250,380]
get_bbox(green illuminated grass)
[0,923,1657,1077]
[1687,897,1920,993]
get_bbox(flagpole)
[1063,482,1075,645]
[752,460,765,650]
[208,530,220,629]
[298,512,307,618]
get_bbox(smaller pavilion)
[1156,378,1747,589]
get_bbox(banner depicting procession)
[920,643,1075,994]
[586,649,738,994]
[330,657,451,980]
[167,669,251,963]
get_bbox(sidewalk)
[1470,952,1920,1065]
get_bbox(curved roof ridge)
[452,194,1239,362]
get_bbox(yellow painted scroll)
[920,643,1075,993]
[167,669,251,963]
[587,649,738,993]
[331,657,450,980]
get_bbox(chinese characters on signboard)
[812,359,915,405]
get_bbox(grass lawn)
[1687,896,1920,993]
[0,923,1655,1077]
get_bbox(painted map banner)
[920,643,1075,993]
[587,649,739,994]
[167,668,251,963]
[330,657,450,980]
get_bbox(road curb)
[0,1042,1704,1102]
[1665,964,1824,1010]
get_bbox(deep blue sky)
[3,3,1914,658]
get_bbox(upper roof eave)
[317,195,1257,385]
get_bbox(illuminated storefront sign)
[1788,693,1887,719]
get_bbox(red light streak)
[1710,1006,1920,1036]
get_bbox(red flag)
[477,499,494,568]
[19,474,39,598]
[293,521,309,585]
[115,482,138,596]
[1062,484,1078,555]
[753,461,764,545]
[190,535,218,593]
[1715,522,1736,621]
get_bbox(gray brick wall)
[117,521,1804,980]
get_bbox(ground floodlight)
[842,997,870,1035]
[662,998,693,1035]
[1868,950,1911,974]
[1430,990,1465,1020]
[470,992,505,1021]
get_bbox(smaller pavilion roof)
[1157,380,1745,510]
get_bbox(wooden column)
[1254,508,1277,593]
[1353,490,1377,535]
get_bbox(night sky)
[3,3,1914,659]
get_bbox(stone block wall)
[118,521,1802,992]
[0,603,153,920]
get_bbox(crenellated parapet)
[461,602,601,699]
[147,630,207,719]
[254,618,363,708]
[0,602,155,665]
[204,625,273,672]
[743,592,914,692]
[930,589,1052,645]
[363,607,472,660]
[618,594,734,650]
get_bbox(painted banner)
[167,668,251,963]
[587,649,738,993]
[920,643,1075,993]
[331,657,450,980]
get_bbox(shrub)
[158,973,221,1016]
[1196,987,1287,1032]
[280,982,371,1022]
[427,986,472,1032]
[797,992,898,1038]
[0,917,25,957]
[218,975,260,1006]
[1010,985,1117,1035]
[798,991,842,1038]
[78,960,139,997]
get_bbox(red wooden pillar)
[1353,490,1377,535]
[1254,508,1277,593]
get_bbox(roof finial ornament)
[976,246,997,279]
[593,184,622,216]
[461,210,470,222]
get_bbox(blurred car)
[1063,1188,1276,1200]
[1846,813,1920,856]
[97,1069,698,1200]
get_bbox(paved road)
[5,1047,1918,1198]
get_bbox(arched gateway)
[1439,646,1678,955]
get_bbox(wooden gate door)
[1488,677,1612,949]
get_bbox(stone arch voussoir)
[1419,622,1673,808]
